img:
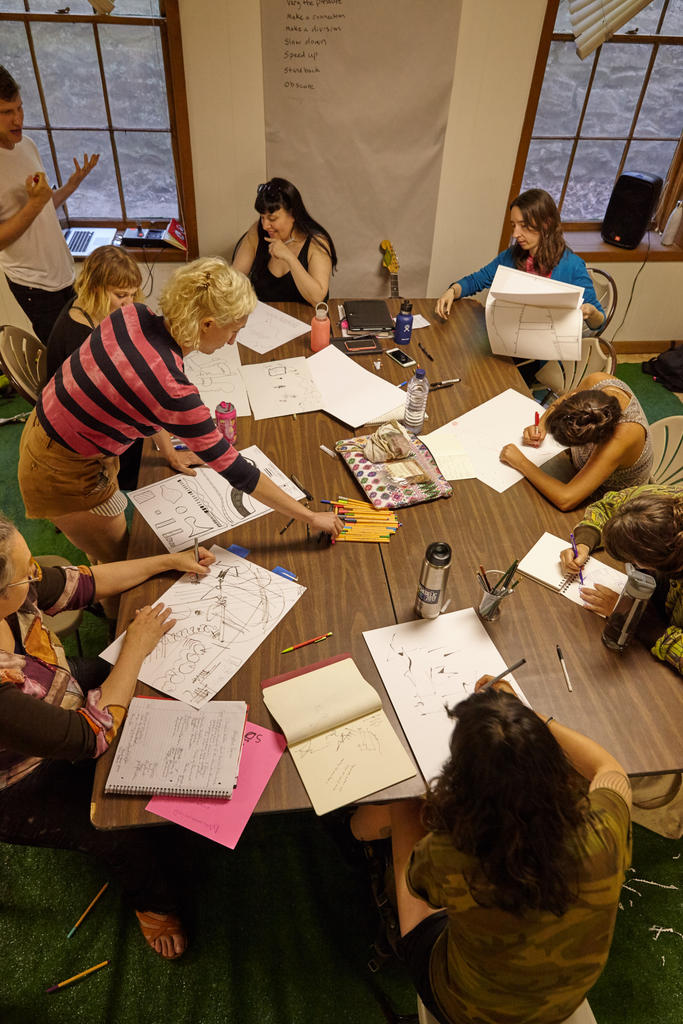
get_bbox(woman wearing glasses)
[233,178,337,306]
[0,513,216,958]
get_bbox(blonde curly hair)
[159,257,256,351]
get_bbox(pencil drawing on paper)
[100,547,305,708]
[241,357,322,420]
[183,347,251,418]
[384,632,473,717]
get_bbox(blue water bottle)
[395,300,413,345]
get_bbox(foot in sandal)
[135,910,187,959]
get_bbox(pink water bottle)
[215,401,237,445]
[310,301,330,352]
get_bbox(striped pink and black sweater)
[36,303,259,494]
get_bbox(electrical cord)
[608,230,651,342]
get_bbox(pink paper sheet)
[147,721,286,849]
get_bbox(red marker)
[534,411,540,426]
[33,174,40,184]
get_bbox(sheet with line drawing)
[485,265,584,360]
[100,545,305,708]
[241,357,322,420]
[128,445,304,553]
[363,609,527,783]
[237,301,310,355]
[183,345,251,418]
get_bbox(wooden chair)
[533,268,618,403]
[417,996,596,1023]
[649,415,683,486]
[0,325,47,405]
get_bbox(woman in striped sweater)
[18,257,341,563]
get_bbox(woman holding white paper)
[18,257,342,565]
[351,678,631,1024]
[499,371,652,511]
[0,512,216,959]
[435,189,604,330]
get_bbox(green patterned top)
[407,787,631,1024]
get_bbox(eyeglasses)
[4,559,42,590]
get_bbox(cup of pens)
[477,563,518,621]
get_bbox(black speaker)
[601,172,663,249]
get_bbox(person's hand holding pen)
[522,411,547,448]
[473,674,517,697]
[559,543,590,575]
[170,545,215,578]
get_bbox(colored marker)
[47,959,110,994]
[478,658,526,691]
[570,532,584,585]
[556,645,573,692]
[67,882,109,939]
[281,631,332,654]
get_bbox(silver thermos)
[415,541,451,618]
[601,563,656,652]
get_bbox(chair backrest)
[534,336,617,400]
[0,325,47,405]
[649,415,683,486]
[586,268,618,337]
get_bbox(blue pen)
[570,532,584,585]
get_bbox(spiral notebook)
[517,532,627,614]
[105,697,248,798]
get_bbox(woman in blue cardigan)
[435,188,604,330]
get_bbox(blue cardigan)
[456,247,604,317]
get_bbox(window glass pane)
[581,44,651,136]
[661,0,683,33]
[562,140,626,220]
[635,45,683,136]
[100,24,169,129]
[621,0,667,34]
[31,23,106,127]
[0,1,28,10]
[52,129,122,219]
[555,0,572,33]
[27,1,94,12]
[1,21,44,126]
[114,0,161,14]
[116,131,177,219]
[533,41,592,137]
[28,129,57,183]
[625,139,678,180]
[521,140,573,206]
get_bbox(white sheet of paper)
[307,344,407,428]
[237,301,310,355]
[451,389,566,493]
[241,357,322,420]
[128,445,304,552]
[363,609,527,783]
[183,345,251,418]
[488,266,583,308]
[420,421,475,480]
[518,532,628,615]
[486,296,583,360]
[100,546,305,708]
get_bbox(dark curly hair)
[424,689,587,916]
[545,388,621,447]
[510,188,566,275]
[602,488,683,574]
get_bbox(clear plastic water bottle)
[404,367,429,434]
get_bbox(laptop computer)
[63,226,117,258]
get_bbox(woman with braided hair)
[499,371,652,511]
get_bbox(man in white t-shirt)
[0,65,99,343]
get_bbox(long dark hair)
[424,690,587,916]
[510,188,566,274]
[602,487,683,574]
[252,177,337,278]
[545,388,622,447]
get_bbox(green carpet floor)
[1,386,681,1024]
[614,362,682,424]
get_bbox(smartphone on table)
[386,347,416,368]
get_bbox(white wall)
[2,0,679,345]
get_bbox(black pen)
[556,645,573,692]
[291,474,313,501]
[431,378,461,389]
[279,517,295,535]
[418,342,434,362]
[478,658,526,691]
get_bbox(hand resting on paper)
[124,603,177,659]
[499,443,529,471]
[474,675,518,698]
[577,583,620,618]
[166,448,206,477]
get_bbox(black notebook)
[344,300,394,333]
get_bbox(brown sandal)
[135,910,187,960]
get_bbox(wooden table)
[91,298,682,829]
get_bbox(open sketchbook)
[261,656,416,815]
[517,532,627,614]
[105,697,248,798]
[485,266,584,361]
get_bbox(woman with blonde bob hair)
[19,256,342,565]
[46,245,143,378]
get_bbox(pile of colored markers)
[323,497,400,544]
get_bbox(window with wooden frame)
[507,0,682,245]
[1,0,197,257]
